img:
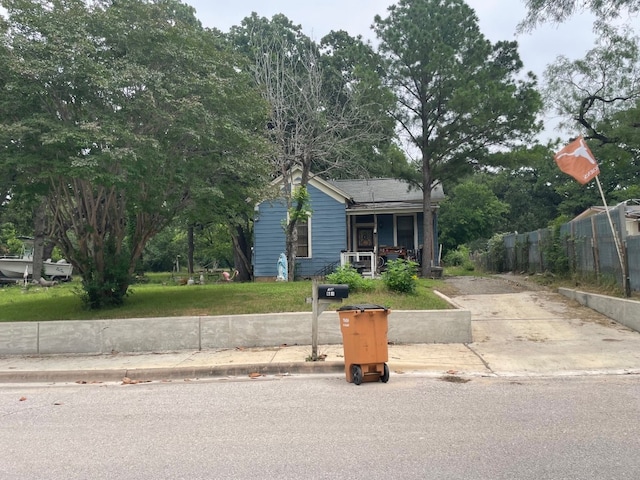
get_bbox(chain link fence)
[476,203,638,292]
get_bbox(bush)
[382,259,418,294]
[77,239,131,309]
[486,233,507,272]
[542,226,570,276]
[443,245,474,269]
[326,265,374,292]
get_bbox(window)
[296,219,311,257]
[396,215,415,250]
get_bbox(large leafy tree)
[438,179,509,252]
[543,26,639,214]
[519,0,640,30]
[318,30,408,179]
[520,0,639,219]
[484,144,564,233]
[544,25,640,144]
[1,0,267,307]
[373,0,542,276]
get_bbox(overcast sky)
[0,0,601,141]
[185,0,601,141]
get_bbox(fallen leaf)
[122,378,151,385]
[446,369,458,375]
[19,396,27,402]
[249,372,262,378]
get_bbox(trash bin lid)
[338,304,388,312]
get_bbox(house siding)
[253,199,287,279]
[254,184,346,279]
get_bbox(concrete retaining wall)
[559,288,640,333]
[0,309,471,355]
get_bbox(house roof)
[328,178,444,203]
[328,178,444,214]
[572,200,640,222]
[268,167,445,214]
[269,167,351,203]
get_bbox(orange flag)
[554,136,600,185]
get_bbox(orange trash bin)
[338,304,390,385]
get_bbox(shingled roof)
[328,178,444,204]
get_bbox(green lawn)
[0,276,452,322]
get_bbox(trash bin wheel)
[380,363,390,383]
[351,365,363,385]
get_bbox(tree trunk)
[421,159,433,278]
[187,225,195,275]
[286,226,296,282]
[32,198,47,282]
[231,224,253,282]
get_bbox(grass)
[0,275,452,322]
[523,271,640,300]
[441,265,485,277]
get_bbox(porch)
[339,246,421,279]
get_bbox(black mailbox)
[318,284,349,299]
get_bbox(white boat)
[0,238,73,281]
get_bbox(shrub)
[443,245,474,270]
[382,259,418,294]
[77,239,131,309]
[486,233,507,272]
[326,265,374,292]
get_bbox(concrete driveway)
[443,275,640,376]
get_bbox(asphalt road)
[2,374,640,479]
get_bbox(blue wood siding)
[253,199,287,279]
[253,184,346,279]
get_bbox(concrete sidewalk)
[3,276,640,384]
[0,343,487,383]
[2,338,640,384]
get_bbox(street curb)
[0,361,346,384]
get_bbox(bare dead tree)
[252,35,385,279]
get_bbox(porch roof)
[345,201,426,215]
[329,178,444,214]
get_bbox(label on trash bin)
[342,318,350,327]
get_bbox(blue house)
[253,169,445,280]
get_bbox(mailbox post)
[310,279,348,361]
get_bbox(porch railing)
[340,251,376,279]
